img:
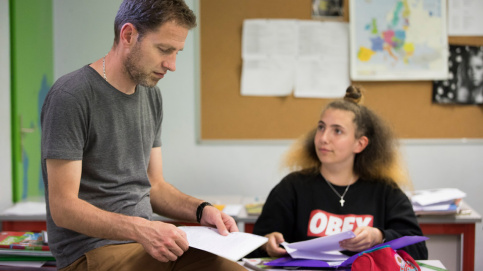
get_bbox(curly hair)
[113,0,197,46]
[282,85,411,189]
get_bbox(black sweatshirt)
[251,171,428,260]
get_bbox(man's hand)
[137,220,189,262]
[199,206,239,235]
[339,226,384,252]
[263,232,287,257]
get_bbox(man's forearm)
[150,181,203,222]
[50,196,148,243]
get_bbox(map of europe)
[351,0,447,80]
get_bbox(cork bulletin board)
[199,0,483,140]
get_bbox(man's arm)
[148,147,239,235]
[46,159,189,262]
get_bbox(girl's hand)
[262,232,288,257]
[339,226,384,252]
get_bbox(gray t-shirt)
[41,65,163,269]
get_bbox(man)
[41,1,246,270]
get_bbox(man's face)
[124,21,189,87]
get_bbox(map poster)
[349,0,448,81]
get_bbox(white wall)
[50,1,480,269]
[0,0,12,213]
[403,141,483,270]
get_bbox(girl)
[252,85,428,260]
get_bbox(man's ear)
[354,136,369,154]
[119,23,138,46]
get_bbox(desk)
[1,202,480,271]
[1,218,46,232]
[240,259,446,271]
[416,205,481,271]
[0,202,48,232]
[234,203,481,271]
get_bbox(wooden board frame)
[199,0,483,140]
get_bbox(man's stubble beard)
[124,43,158,88]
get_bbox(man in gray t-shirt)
[41,1,246,270]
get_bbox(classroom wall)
[0,0,12,213]
[15,0,478,269]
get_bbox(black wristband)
[196,202,212,223]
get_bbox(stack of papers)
[0,231,51,254]
[244,202,264,216]
[171,226,428,269]
[408,188,466,215]
[263,235,429,268]
[0,231,55,269]
[0,202,46,216]
[281,231,355,264]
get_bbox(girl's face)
[468,54,483,88]
[314,108,367,169]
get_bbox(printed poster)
[433,45,483,105]
[349,0,448,81]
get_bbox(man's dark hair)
[114,0,197,45]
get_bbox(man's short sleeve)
[41,90,86,161]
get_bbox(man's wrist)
[196,202,212,223]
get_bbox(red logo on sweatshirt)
[307,210,373,237]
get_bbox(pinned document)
[240,19,350,98]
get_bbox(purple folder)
[264,235,429,268]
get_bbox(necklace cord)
[325,178,351,207]
[102,54,107,81]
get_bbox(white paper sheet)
[410,188,466,206]
[241,19,350,98]
[281,230,355,261]
[179,226,267,262]
[448,0,483,36]
[1,202,46,216]
[242,19,298,59]
[241,58,295,96]
[222,204,243,216]
[241,19,297,96]
[0,261,46,268]
[413,202,452,211]
[0,249,52,257]
[294,21,349,98]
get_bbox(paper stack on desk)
[409,188,466,215]
[0,202,46,216]
[281,231,355,263]
[0,231,55,270]
[262,235,429,268]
